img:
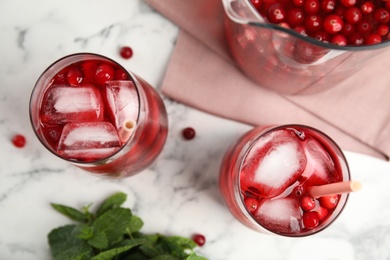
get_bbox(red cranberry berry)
[67,67,84,86]
[250,0,263,10]
[323,14,344,34]
[286,8,305,27]
[360,1,374,14]
[302,211,320,229]
[244,197,260,213]
[319,195,339,209]
[374,8,390,24]
[316,206,329,221]
[268,4,286,23]
[365,33,382,44]
[304,14,322,33]
[12,134,26,148]
[114,69,129,80]
[192,233,206,246]
[356,20,372,34]
[344,7,362,24]
[299,196,316,211]
[82,61,98,83]
[331,33,348,45]
[182,127,196,140]
[304,0,320,14]
[340,0,356,8]
[342,23,355,36]
[95,64,115,85]
[348,32,365,45]
[321,0,336,13]
[293,0,304,7]
[119,46,134,59]
[313,30,330,42]
[377,24,389,36]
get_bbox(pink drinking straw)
[308,181,362,198]
[119,119,136,143]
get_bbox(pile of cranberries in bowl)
[250,0,390,45]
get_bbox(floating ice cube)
[255,198,302,234]
[240,130,307,198]
[57,122,121,161]
[41,84,104,124]
[301,138,336,185]
[105,80,139,136]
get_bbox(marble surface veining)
[1,0,390,259]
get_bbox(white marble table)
[1,1,390,259]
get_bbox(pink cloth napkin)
[146,0,390,161]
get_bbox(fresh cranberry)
[340,0,356,8]
[344,7,362,24]
[286,8,304,27]
[334,6,346,18]
[114,69,128,80]
[316,206,329,221]
[294,25,308,36]
[299,196,316,211]
[53,68,68,84]
[302,211,320,229]
[95,64,114,85]
[376,24,389,36]
[342,23,355,36]
[348,32,365,45]
[365,33,382,44]
[360,1,374,14]
[319,195,339,209]
[250,0,263,10]
[12,134,26,148]
[267,4,286,23]
[292,0,304,7]
[356,20,372,35]
[330,34,348,45]
[82,61,98,83]
[304,0,320,14]
[119,46,133,59]
[244,197,260,213]
[374,8,390,24]
[321,0,335,13]
[304,14,322,33]
[182,127,196,140]
[67,67,83,86]
[312,30,330,42]
[323,14,344,34]
[192,234,206,246]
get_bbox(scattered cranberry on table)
[119,46,134,59]
[182,127,196,140]
[12,134,26,148]
[192,233,206,246]
[251,0,390,45]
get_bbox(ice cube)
[240,130,307,198]
[105,81,139,135]
[301,138,337,185]
[41,84,104,124]
[57,122,121,161]
[255,198,302,234]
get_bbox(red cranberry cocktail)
[30,53,168,178]
[219,125,350,236]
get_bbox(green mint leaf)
[166,236,197,250]
[90,239,146,260]
[96,192,127,216]
[158,237,188,258]
[88,208,132,249]
[185,253,209,260]
[138,242,163,257]
[48,224,93,260]
[150,255,180,260]
[51,203,88,222]
[77,224,94,240]
[127,215,144,234]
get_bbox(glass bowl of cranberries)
[222,0,390,94]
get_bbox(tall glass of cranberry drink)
[219,125,350,237]
[30,53,168,178]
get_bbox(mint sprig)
[48,192,208,260]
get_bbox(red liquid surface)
[34,56,168,177]
[219,126,348,236]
